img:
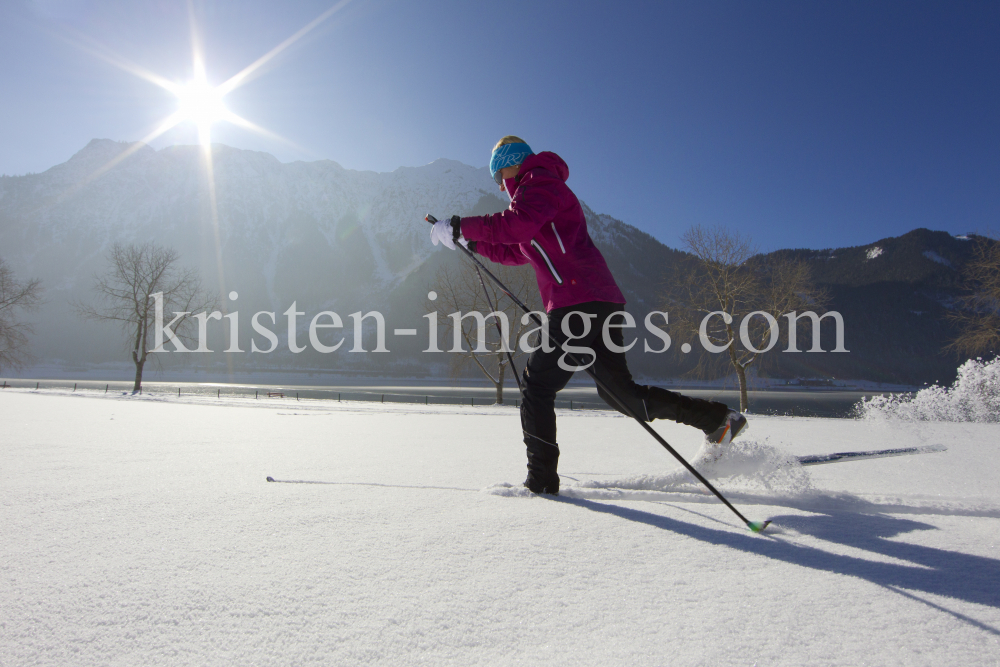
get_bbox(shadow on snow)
[561,496,1000,626]
[267,474,1000,633]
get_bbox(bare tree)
[949,235,1000,355]
[76,242,215,392]
[0,258,43,373]
[668,225,826,411]
[435,256,541,404]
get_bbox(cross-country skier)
[429,136,747,495]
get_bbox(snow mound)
[484,437,813,500]
[482,482,535,497]
[857,357,1000,422]
[693,436,811,494]
[580,436,813,498]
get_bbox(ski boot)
[524,439,560,495]
[699,409,748,463]
[523,474,560,496]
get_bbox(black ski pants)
[520,301,729,486]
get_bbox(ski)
[797,444,947,466]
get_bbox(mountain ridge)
[0,140,981,384]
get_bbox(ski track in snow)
[3,388,1000,666]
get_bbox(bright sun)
[86,1,354,153]
[174,66,229,145]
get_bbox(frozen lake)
[2,375,901,417]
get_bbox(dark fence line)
[0,379,612,412]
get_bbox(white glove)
[430,218,457,250]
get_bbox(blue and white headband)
[490,142,533,184]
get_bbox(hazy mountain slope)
[1,140,984,384]
[0,140,682,374]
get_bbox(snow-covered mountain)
[1,139,497,302]
[4,139,979,385]
[0,139,681,371]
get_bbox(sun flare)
[176,78,227,136]
[170,57,231,146]
[62,0,354,191]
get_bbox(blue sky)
[1,0,997,251]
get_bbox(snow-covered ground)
[2,388,999,666]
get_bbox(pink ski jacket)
[460,152,626,312]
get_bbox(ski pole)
[426,214,769,533]
[473,259,524,395]
[429,215,523,395]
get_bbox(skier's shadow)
[562,497,1000,616]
